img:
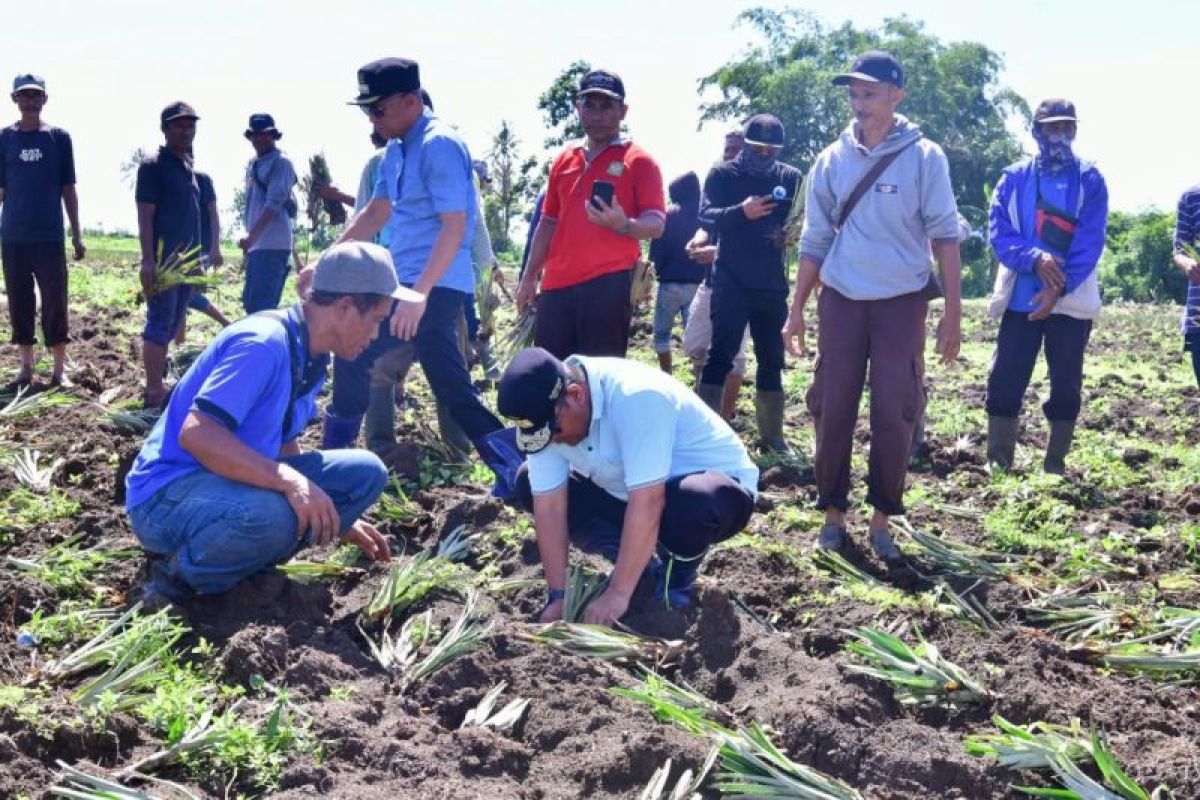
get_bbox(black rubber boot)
[755,390,792,454]
[696,383,723,414]
[1043,420,1075,475]
[986,415,1019,473]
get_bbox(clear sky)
[4,0,1197,233]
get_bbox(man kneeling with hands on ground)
[124,241,419,603]
[498,347,758,626]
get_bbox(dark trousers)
[331,286,501,440]
[1187,332,1200,390]
[807,287,928,516]
[700,283,788,391]
[1,241,69,346]
[534,268,633,360]
[986,311,1092,422]
[512,465,754,559]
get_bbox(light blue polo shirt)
[527,356,759,501]
[372,110,477,293]
[124,309,326,510]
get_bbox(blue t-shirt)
[124,307,328,510]
[0,124,76,242]
[135,147,203,263]
[372,111,477,293]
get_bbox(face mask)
[738,148,777,175]
[1033,126,1075,172]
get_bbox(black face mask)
[737,149,777,175]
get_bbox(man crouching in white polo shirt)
[497,347,758,626]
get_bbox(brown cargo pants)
[806,286,928,516]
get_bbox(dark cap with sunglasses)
[349,58,420,107]
[497,347,572,454]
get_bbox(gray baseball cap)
[12,73,46,93]
[310,241,423,302]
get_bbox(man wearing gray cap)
[0,73,84,388]
[124,241,412,604]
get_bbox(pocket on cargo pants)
[805,355,824,419]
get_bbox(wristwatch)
[546,588,566,603]
[618,219,633,237]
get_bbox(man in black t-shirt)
[696,114,802,454]
[135,101,205,407]
[0,73,84,388]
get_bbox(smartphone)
[590,180,615,207]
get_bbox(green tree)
[485,120,538,252]
[1098,210,1181,302]
[537,59,591,150]
[697,8,1029,212]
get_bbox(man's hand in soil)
[781,309,808,357]
[344,520,391,562]
[936,306,962,364]
[1029,287,1059,321]
[390,295,427,340]
[1035,253,1066,294]
[741,195,776,221]
[281,468,340,545]
[140,257,157,298]
[584,195,629,232]
[539,596,564,624]
[583,587,630,627]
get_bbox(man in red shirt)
[516,69,665,359]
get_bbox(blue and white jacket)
[987,156,1108,321]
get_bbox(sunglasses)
[361,92,410,119]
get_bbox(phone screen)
[590,180,615,207]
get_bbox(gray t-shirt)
[243,149,296,252]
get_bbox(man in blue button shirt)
[498,347,758,626]
[125,242,412,603]
[239,113,298,313]
[309,58,519,496]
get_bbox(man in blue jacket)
[985,98,1108,474]
[696,114,802,453]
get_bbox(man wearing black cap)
[239,113,298,313]
[315,58,520,496]
[695,113,802,453]
[498,347,758,625]
[125,241,405,603]
[136,101,206,407]
[984,98,1108,474]
[515,69,666,360]
[0,73,84,388]
[782,51,963,560]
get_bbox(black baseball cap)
[349,58,421,106]
[161,101,200,125]
[832,50,905,88]
[245,113,282,139]
[12,73,46,94]
[743,113,785,148]
[497,347,572,454]
[578,69,625,101]
[1034,98,1077,125]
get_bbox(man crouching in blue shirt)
[124,241,415,603]
[497,347,759,626]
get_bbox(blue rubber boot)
[653,545,706,609]
[322,411,364,450]
[472,427,525,501]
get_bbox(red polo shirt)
[540,139,665,291]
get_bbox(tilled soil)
[0,301,1198,798]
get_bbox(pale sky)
[3,0,1197,234]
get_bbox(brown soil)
[0,303,1197,799]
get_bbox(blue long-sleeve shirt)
[989,157,1108,312]
[1173,185,1200,337]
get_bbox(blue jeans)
[128,449,387,598]
[330,286,502,442]
[143,285,193,346]
[652,282,699,353]
[242,249,291,314]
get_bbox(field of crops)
[0,242,1198,798]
